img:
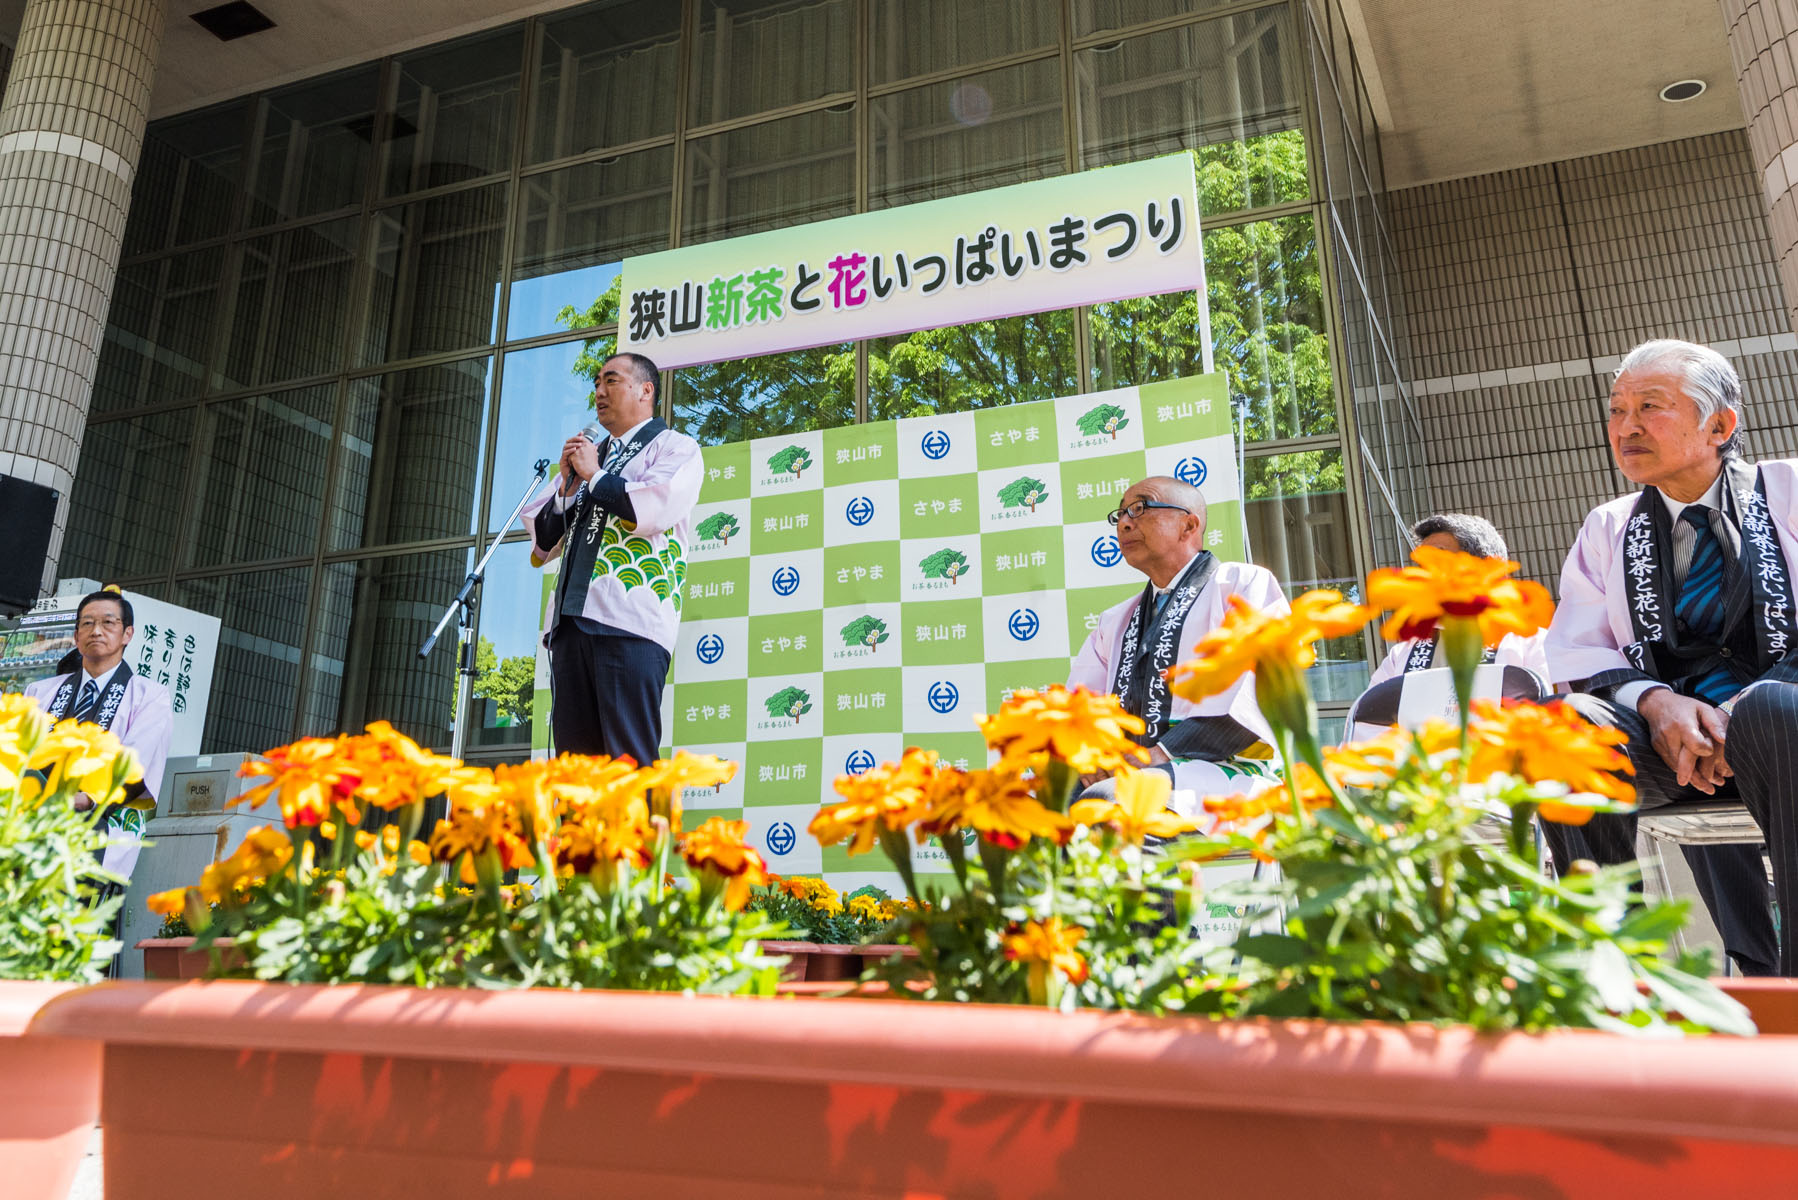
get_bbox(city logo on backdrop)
[1008,608,1040,643]
[844,749,878,776]
[695,633,725,665]
[766,821,798,856]
[1090,535,1123,568]
[771,565,802,597]
[927,680,961,715]
[845,495,875,526]
[1175,456,1208,487]
[921,428,952,461]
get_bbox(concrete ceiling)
[1350,0,1748,189]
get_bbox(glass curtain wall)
[66,0,1416,755]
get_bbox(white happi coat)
[1546,458,1798,688]
[1068,560,1287,809]
[1367,630,1552,689]
[521,427,705,655]
[23,668,173,802]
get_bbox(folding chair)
[1637,803,1772,961]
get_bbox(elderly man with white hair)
[1068,475,1288,810]
[1546,338,1797,976]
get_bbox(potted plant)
[0,693,140,1199]
[752,876,915,980]
[136,908,239,980]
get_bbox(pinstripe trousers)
[1542,691,1790,976]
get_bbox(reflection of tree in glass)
[868,308,1077,421]
[695,511,740,544]
[1092,133,1333,458]
[997,476,1049,512]
[839,614,889,649]
[471,637,534,726]
[764,685,812,722]
[918,548,970,584]
[556,280,623,389]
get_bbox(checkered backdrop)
[607,373,1229,894]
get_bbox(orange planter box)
[30,979,1798,1200]
[0,982,99,1200]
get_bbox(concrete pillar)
[0,0,165,594]
[1725,0,1798,335]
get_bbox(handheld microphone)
[564,419,605,489]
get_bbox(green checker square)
[824,541,901,606]
[1066,584,1139,654]
[698,440,752,502]
[748,611,824,675]
[684,557,751,619]
[903,730,990,773]
[744,739,823,807]
[1205,499,1246,563]
[898,474,979,536]
[900,598,983,666]
[821,841,886,874]
[823,667,904,735]
[822,421,899,485]
[984,659,1077,710]
[750,490,823,553]
[1140,374,1230,447]
[1059,451,1149,525]
[981,526,1062,597]
[973,401,1058,471]
[672,679,748,745]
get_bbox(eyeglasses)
[1106,499,1191,526]
[76,617,124,633]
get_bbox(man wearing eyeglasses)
[22,587,171,875]
[1068,477,1289,812]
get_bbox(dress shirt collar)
[1153,550,1204,596]
[604,418,653,449]
[1658,470,1728,524]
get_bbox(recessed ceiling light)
[1660,79,1706,103]
[191,2,276,43]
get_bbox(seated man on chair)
[1068,476,1288,811]
[1367,513,1550,688]
[1546,338,1795,977]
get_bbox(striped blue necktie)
[71,679,99,722]
[1675,505,1738,704]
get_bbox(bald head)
[1115,475,1209,587]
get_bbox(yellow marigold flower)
[680,817,770,911]
[0,694,49,791]
[1203,764,1335,825]
[812,891,845,916]
[846,894,884,920]
[430,768,535,882]
[1168,591,1371,703]
[1002,916,1089,985]
[235,737,359,828]
[554,800,651,874]
[1366,545,1554,647]
[197,826,294,903]
[976,686,1147,773]
[929,768,1074,849]
[636,751,737,799]
[809,748,938,855]
[146,886,191,916]
[1465,699,1636,818]
[1069,768,1198,845]
[28,719,142,809]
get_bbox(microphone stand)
[419,458,553,762]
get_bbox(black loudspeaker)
[0,474,59,617]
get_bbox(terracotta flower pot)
[135,936,240,980]
[0,982,100,1200]
[34,979,1798,1200]
[762,940,915,982]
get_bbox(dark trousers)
[1544,691,1787,976]
[548,621,670,767]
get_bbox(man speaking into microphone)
[522,352,702,763]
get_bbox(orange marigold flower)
[976,685,1147,773]
[1168,591,1371,702]
[930,767,1074,849]
[339,721,464,811]
[197,826,294,903]
[146,886,191,916]
[430,768,535,883]
[1465,698,1636,817]
[809,748,938,855]
[1203,764,1335,825]
[235,737,360,828]
[1366,545,1554,647]
[1002,916,1089,986]
[681,817,771,911]
[1069,768,1198,845]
